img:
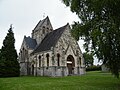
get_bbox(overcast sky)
[0,0,100,65]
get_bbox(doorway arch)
[67,55,75,75]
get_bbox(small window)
[39,55,41,67]
[42,29,45,34]
[46,54,49,66]
[79,57,81,65]
[23,47,24,50]
[57,54,60,66]
[47,28,49,32]
[50,29,52,31]
[42,26,45,34]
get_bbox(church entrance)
[67,55,75,75]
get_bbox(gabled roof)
[33,16,53,31]
[32,24,69,53]
[24,36,37,49]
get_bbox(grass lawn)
[0,71,120,90]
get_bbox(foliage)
[86,65,101,71]
[83,52,94,67]
[0,71,120,90]
[0,49,1,60]
[62,0,120,78]
[0,25,20,77]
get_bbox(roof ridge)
[54,23,69,31]
[33,20,41,30]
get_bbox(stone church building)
[19,16,85,77]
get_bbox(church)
[19,16,85,76]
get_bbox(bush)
[86,65,101,71]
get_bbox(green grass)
[0,71,120,90]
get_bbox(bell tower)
[32,16,53,44]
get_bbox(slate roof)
[24,36,37,49]
[32,24,68,53]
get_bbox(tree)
[0,49,1,69]
[0,25,20,77]
[83,52,94,67]
[62,0,120,78]
[0,49,1,59]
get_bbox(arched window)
[79,57,81,65]
[50,29,52,32]
[42,29,45,34]
[47,28,49,33]
[39,55,41,67]
[20,50,22,56]
[57,54,60,66]
[22,48,25,61]
[46,53,49,66]
[42,26,45,34]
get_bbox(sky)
[0,0,100,65]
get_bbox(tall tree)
[0,25,20,77]
[62,0,120,78]
[0,49,2,71]
[0,49,1,59]
[83,52,94,67]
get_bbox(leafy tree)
[62,0,120,78]
[0,49,2,71]
[83,52,94,67]
[0,25,20,77]
[0,49,1,59]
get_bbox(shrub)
[86,65,101,71]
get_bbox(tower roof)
[33,16,53,31]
